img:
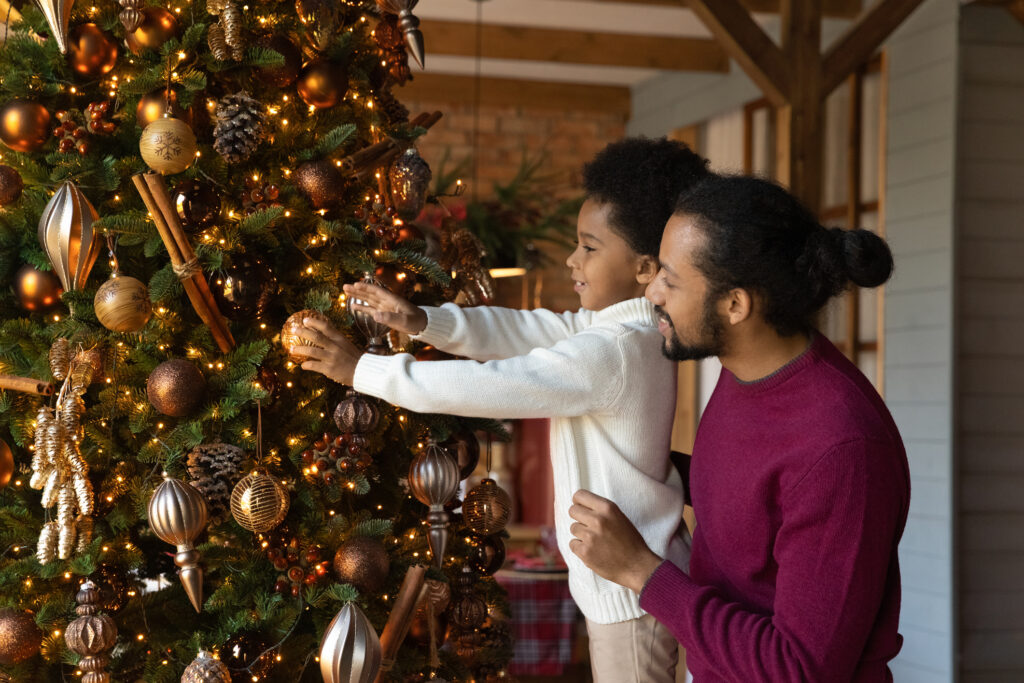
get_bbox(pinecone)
[187,442,245,523]
[213,92,269,164]
[376,90,410,126]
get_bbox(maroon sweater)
[640,333,909,682]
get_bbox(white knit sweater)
[353,297,687,624]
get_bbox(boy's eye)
[582,245,596,253]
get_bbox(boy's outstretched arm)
[343,282,427,336]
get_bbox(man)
[568,174,910,682]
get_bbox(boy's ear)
[635,255,659,284]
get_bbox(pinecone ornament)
[186,443,245,523]
[376,89,410,125]
[213,92,268,164]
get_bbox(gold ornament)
[136,88,187,128]
[206,0,244,61]
[64,581,117,683]
[67,23,119,78]
[36,521,57,564]
[280,309,330,362]
[319,602,382,683]
[125,6,179,54]
[296,59,348,109]
[408,443,459,567]
[73,347,105,385]
[147,475,208,612]
[38,180,102,292]
[147,359,207,417]
[182,650,231,683]
[463,478,512,536]
[0,164,24,206]
[49,337,71,380]
[332,536,390,594]
[33,0,73,53]
[0,99,51,153]
[14,264,63,311]
[0,608,43,665]
[94,273,152,332]
[118,1,143,33]
[0,436,13,489]
[140,114,197,175]
[230,470,289,533]
[376,0,425,68]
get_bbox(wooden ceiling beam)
[552,0,863,19]
[685,0,790,105]
[419,19,729,72]
[396,74,631,118]
[821,0,927,93]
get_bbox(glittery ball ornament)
[333,389,380,434]
[294,159,345,209]
[332,536,390,594]
[147,359,207,417]
[0,608,43,665]
[230,470,289,533]
[463,478,511,536]
[280,309,330,362]
[0,165,24,206]
[181,650,231,683]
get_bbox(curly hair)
[582,137,710,257]
[676,174,894,337]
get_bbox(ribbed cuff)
[410,304,456,348]
[639,560,699,621]
[352,353,398,398]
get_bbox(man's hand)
[343,281,428,336]
[568,489,664,594]
[294,317,363,385]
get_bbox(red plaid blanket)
[496,570,580,676]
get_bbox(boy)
[296,137,710,682]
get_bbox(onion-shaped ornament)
[147,476,208,612]
[408,443,459,567]
[387,147,431,220]
[319,602,382,683]
[64,581,117,683]
[463,478,512,536]
[181,650,231,683]
[230,470,289,533]
[38,181,103,292]
[346,274,390,354]
[333,389,380,434]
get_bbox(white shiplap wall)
[956,5,1024,681]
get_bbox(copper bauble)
[230,471,289,533]
[256,36,302,87]
[172,179,220,230]
[463,478,512,536]
[140,115,197,175]
[182,650,231,683]
[332,536,390,594]
[388,147,431,220]
[67,23,119,79]
[443,431,480,480]
[449,591,487,631]
[0,164,24,206]
[333,389,379,434]
[280,309,330,362]
[319,603,382,683]
[0,437,13,489]
[94,273,152,333]
[294,160,344,209]
[125,6,179,54]
[0,100,51,152]
[14,264,63,311]
[147,359,206,417]
[0,608,43,665]
[38,180,102,292]
[136,89,187,128]
[296,60,348,109]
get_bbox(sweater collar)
[727,331,827,393]
[591,297,659,327]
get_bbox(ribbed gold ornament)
[148,476,208,612]
[408,443,459,567]
[230,470,289,533]
[181,649,231,683]
[462,478,512,536]
[319,602,382,683]
[37,180,102,292]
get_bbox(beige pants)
[586,613,679,683]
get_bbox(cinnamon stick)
[0,374,54,396]
[375,564,427,678]
[131,175,234,353]
[343,111,443,180]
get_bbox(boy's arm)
[413,303,593,361]
[353,330,622,418]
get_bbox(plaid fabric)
[496,570,580,676]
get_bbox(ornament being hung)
[230,470,289,533]
[140,113,197,175]
[117,0,143,33]
[94,238,152,333]
[388,147,431,220]
[67,23,118,78]
[296,59,348,109]
[147,474,209,612]
[186,442,245,524]
[294,159,345,209]
[0,100,50,152]
[209,253,278,319]
[319,602,382,683]
[280,308,330,362]
[332,536,390,594]
[64,581,117,683]
[212,92,268,164]
[33,0,72,53]
[125,6,179,54]
[463,478,512,536]
[147,359,206,417]
[0,164,24,206]
[0,608,43,665]
[37,180,101,291]
[408,442,460,567]
[181,650,231,683]
[0,437,13,488]
[376,0,425,68]
[14,264,62,311]
[347,273,390,354]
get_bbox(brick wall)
[395,96,627,312]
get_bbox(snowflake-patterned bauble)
[139,115,196,175]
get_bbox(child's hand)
[295,317,362,385]
[343,281,428,336]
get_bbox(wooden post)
[844,69,864,362]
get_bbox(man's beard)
[655,297,726,362]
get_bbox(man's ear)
[635,255,659,285]
[722,287,754,325]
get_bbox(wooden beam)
[1010,0,1024,25]
[396,73,631,117]
[821,0,926,94]
[554,0,864,19]
[420,19,729,72]
[685,0,790,105]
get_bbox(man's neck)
[720,329,812,383]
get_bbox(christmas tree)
[0,0,514,680]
